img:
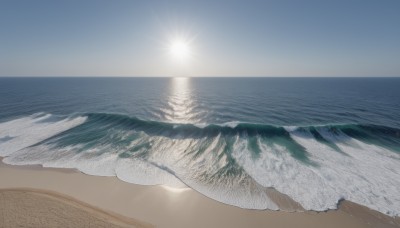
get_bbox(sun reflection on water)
[163,77,200,123]
[162,185,191,193]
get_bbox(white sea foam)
[282,126,299,131]
[142,134,279,210]
[288,129,399,216]
[193,123,208,128]
[116,158,186,188]
[0,114,87,156]
[231,136,338,210]
[220,121,240,128]
[194,121,241,129]
[4,142,187,188]
[230,129,400,216]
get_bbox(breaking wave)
[1,112,400,216]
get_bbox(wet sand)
[0,161,399,228]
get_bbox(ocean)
[0,77,399,216]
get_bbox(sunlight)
[162,185,190,193]
[170,40,190,61]
[162,28,197,76]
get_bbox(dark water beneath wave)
[0,77,400,215]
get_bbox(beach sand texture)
[0,189,151,228]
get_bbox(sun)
[169,39,191,62]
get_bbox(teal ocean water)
[0,77,399,216]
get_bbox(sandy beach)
[0,160,399,228]
[0,189,151,228]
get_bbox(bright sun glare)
[169,39,191,62]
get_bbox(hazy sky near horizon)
[1,0,399,77]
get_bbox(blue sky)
[0,0,399,76]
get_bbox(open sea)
[0,77,399,216]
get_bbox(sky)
[0,0,399,77]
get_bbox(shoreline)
[0,160,399,227]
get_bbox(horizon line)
[1,75,400,78]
